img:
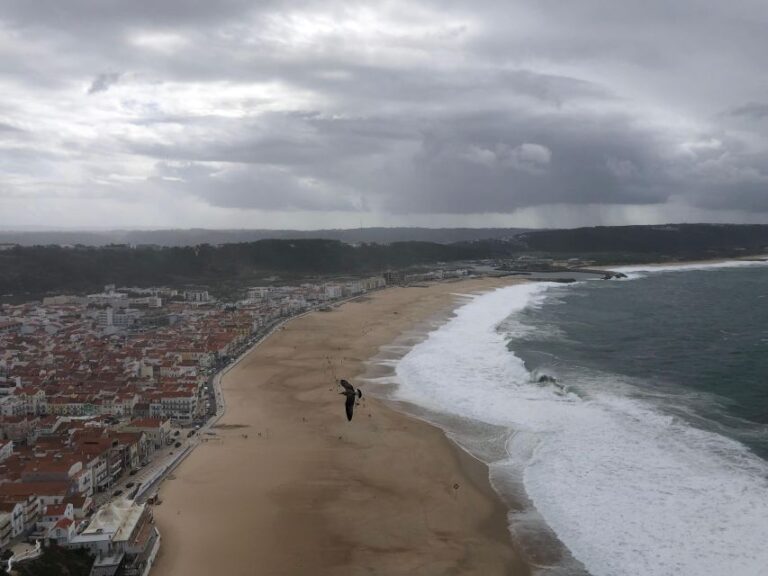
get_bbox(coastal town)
[0,274,412,574]
[0,253,608,575]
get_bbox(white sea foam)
[615,259,768,276]
[393,283,768,576]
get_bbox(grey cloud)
[118,102,768,216]
[290,64,611,109]
[0,122,24,133]
[729,103,768,120]
[0,0,263,29]
[87,72,122,94]
[369,110,674,214]
[152,161,359,211]
[122,113,411,168]
[1,0,768,227]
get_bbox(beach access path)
[150,277,530,576]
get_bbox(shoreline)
[136,295,376,504]
[602,254,768,271]
[148,256,768,576]
[150,277,530,576]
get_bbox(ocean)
[377,262,768,576]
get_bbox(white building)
[97,308,140,329]
[324,284,343,299]
[0,511,13,549]
[0,440,13,463]
[149,391,198,421]
[87,292,128,309]
[128,296,162,308]
[97,308,114,327]
[67,499,160,576]
[0,395,26,417]
[39,503,74,531]
[247,287,273,300]
[343,281,363,296]
[123,418,171,449]
[0,502,24,541]
[184,290,210,303]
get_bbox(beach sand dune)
[152,278,529,576]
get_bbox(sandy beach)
[151,277,529,576]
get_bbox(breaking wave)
[393,282,768,576]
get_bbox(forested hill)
[0,239,514,298]
[515,224,768,254]
[1,224,767,301]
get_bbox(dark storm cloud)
[1,0,767,227]
[369,110,674,214]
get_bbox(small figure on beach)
[339,379,363,421]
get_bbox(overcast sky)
[1,0,767,229]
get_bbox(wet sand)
[151,277,529,576]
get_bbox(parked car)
[113,489,123,497]
[126,482,135,489]
[175,441,181,448]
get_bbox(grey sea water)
[387,263,768,576]
[510,264,768,459]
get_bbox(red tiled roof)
[44,503,68,516]
[128,417,166,429]
[0,481,69,497]
[54,517,73,529]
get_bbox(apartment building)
[124,418,171,449]
[67,499,160,576]
[0,502,23,541]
